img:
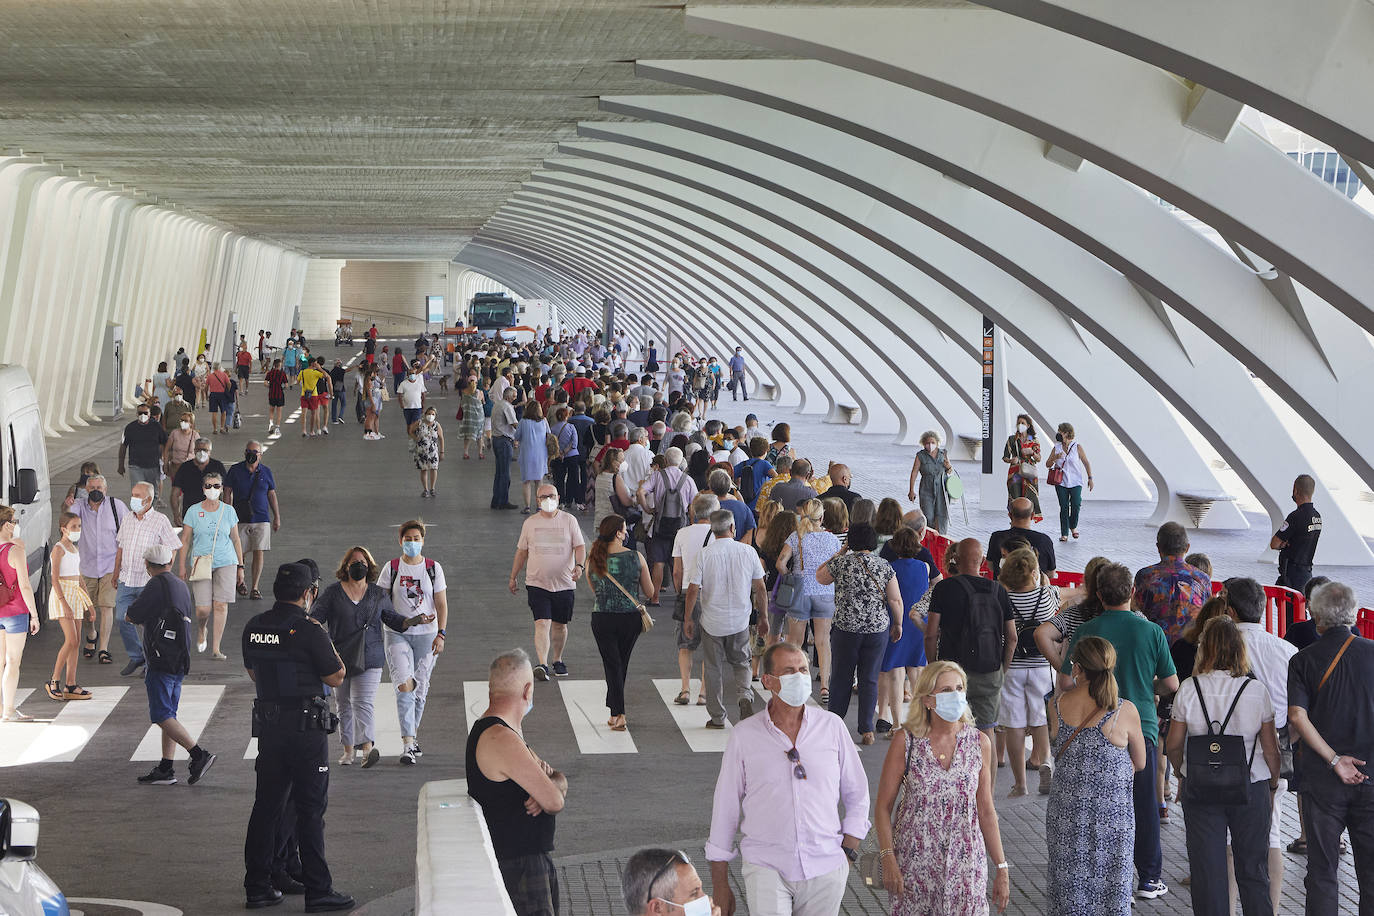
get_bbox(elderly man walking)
[224,442,281,601]
[685,510,767,729]
[491,386,520,510]
[1287,581,1374,916]
[112,481,182,676]
[510,483,587,681]
[63,474,127,666]
[706,642,868,916]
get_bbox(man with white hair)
[112,481,182,677]
[685,510,767,729]
[510,483,587,681]
[1287,581,1374,915]
[639,447,699,606]
[467,648,569,916]
[670,493,720,706]
[620,427,654,494]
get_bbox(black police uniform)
[241,593,344,904]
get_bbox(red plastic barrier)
[922,531,954,576]
[1211,580,1225,596]
[1358,608,1374,640]
[1263,585,1305,639]
[1052,571,1084,588]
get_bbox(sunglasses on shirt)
[785,747,807,780]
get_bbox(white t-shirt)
[397,377,426,409]
[672,522,714,584]
[688,536,764,637]
[1172,671,1274,783]
[377,556,447,635]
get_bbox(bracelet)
[995,862,1012,871]
[880,848,895,859]
[437,629,446,638]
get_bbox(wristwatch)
[1331,754,1343,769]
[843,846,859,864]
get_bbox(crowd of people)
[0,320,1367,916]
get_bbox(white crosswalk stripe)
[557,680,637,754]
[1,687,127,767]
[132,685,224,761]
[246,680,406,760]
[653,678,731,752]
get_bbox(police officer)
[242,562,354,912]
[1272,473,1323,595]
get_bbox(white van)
[0,366,51,617]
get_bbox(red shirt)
[236,350,252,367]
[265,369,287,400]
[595,437,632,464]
[392,352,407,373]
[563,377,597,398]
[368,327,378,340]
[535,383,552,407]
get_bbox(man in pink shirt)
[706,642,870,916]
[509,483,587,681]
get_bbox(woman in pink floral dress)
[873,660,1012,915]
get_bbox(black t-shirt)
[1290,628,1374,784]
[879,542,938,582]
[125,572,194,675]
[364,338,376,355]
[329,366,346,389]
[928,574,1013,664]
[818,485,861,510]
[1277,503,1322,569]
[123,419,168,468]
[173,459,228,509]
[987,527,1057,578]
[242,602,341,699]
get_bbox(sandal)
[250,588,262,600]
[44,680,65,701]
[674,690,690,706]
[98,649,113,664]
[1286,838,1307,855]
[819,687,830,705]
[83,634,96,659]
[696,695,706,706]
[237,582,249,597]
[63,684,93,700]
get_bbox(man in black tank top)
[467,648,568,916]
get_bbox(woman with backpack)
[775,498,841,703]
[1166,617,1281,916]
[997,547,1060,796]
[313,546,432,768]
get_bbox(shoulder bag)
[1183,677,1257,807]
[859,730,916,887]
[333,623,370,679]
[189,507,225,582]
[601,554,655,633]
[773,535,807,613]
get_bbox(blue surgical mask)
[402,541,423,559]
[129,496,148,514]
[525,699,534,716]
[933,691,967,723]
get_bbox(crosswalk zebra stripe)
[2,687,127,767]
[652,679,731,752]
[557,680,637,754]
[244,683,407,760]
[132,685,225,761]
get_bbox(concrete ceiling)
[0,0,959,259]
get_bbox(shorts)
[965,668,1005,730]
[268,395,285,407]
[527,586,574,624]
[675,601,702,651]
[82,572,116,608]
[238,522,271,552]
[498,853,559,916]
[52,578,94,620]
[998,665,1053,729]
[645,533,675,565]
[0,614,29,634]
[786,590,836,622]
[191,565,237,606]
[209,391,228,413]
[236,365,250,382]
[145,669,184,724]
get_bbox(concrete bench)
[758,382,778,400]
[415,779,516,916]
[1176,490,1237,528]
[958,435,983,460]
[835,403,861,423]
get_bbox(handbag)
[859,731,916,887]
[333,625,369,679]
[773,535,806,612]
[1183,677,1257,807]
[602,557,655,633]
[189,507,225,582]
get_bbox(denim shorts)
[0,614,28,634]
[785,590,836,622]
[145,669,184,723]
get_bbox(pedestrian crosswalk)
[0,676,821,767]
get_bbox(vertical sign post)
[601,297,616,350]
[981,316,995,475]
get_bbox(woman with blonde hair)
[1046,636,1145,915]
[775,498,841,702]
[821,497,850,546]
[874,660,1011,914]
[456,375,487,459]
[909,430,954,534]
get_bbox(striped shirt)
[1006,585,1059,669]
[114,508,182,587]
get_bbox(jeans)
[1055,484,1083,537]
[491,436,513,507]
[336,667,382,747]
[591,612,641,716]
[1133,739,1163,884]
[384,631,436,739]
[129,464,160,493]
[1182,780,1273,916]
[701,629,752,725]
[827,627,887,734]
[1302,776,1374,916]
[330,391,346,423]
[115,583,145,664]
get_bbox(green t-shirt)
[1061,609,1176,741]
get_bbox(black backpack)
[952,577,1007,674]
[1183,677,1257,807]
[1010,587,1046,661]
[145,576,191,676]
[737,460,761,507]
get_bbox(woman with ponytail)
[584,515,653,732]
[1045,636,1146,916]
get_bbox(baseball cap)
[143,544,174,566]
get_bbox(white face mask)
[195,450,209,463]
[203,487,220,502]
[1016,423,1028,434]
[539,496,559,513]
[772,671,811,707]
[138,414,150,424]
[933,690,968,723]
[180,420,191,430]
[656,897,711,916]
[66,530,81,544]
[129,496,148,514]
[926,442,937,454]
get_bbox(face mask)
[129,496,148,514]
[539,496,559,512]
[656,897,711,916]
[933,691,968,723]
[772,671,811,707]
[347,561,369,581]
[525,698,534,716]
[88,490,105,504]
[425,415,437,425]
[1016,423,1028,434]
[138,414,150,424]
[203,487,220,502]
[927,443,938,454]
[180,421,191,430]
[66,530,81,544]
[402,540,423,559]
[245,450,259,463]
[195,450,209,463]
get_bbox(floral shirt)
[1132,558,1211,643]
[828,552,895,634]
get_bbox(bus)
[468,294,559,343]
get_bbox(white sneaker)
[400,746,417,766]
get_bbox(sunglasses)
[647,850,691,897]
[204,484,223,491]
[785,746,807,780]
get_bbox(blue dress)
[516,417,550,483]
[881,557,929,671]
